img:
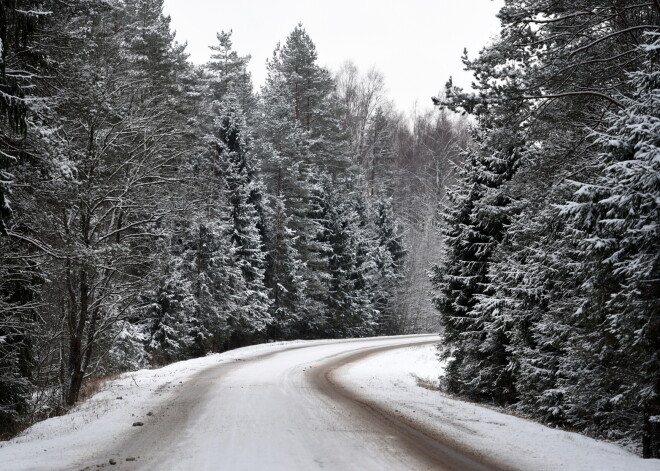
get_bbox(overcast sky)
[162,0,504,113]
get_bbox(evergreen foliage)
[215,94,270,342]
[257,24,381,339]
[561,37,660,455]
[0,13,410,437]
[0,1,655,458]
[431,1,660,456]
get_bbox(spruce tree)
[0,1,49,234]
[0,0,57,436]
[265,192,307,339]
[430,136,521,402]
[147,215,241,360]
[321,179,367,337]
[214,94,271,343]
[372,197,405,333]
[562,37,660,456]
[432,0,659,452]
[0,242,39,437]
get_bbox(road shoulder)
[334,343,660,471]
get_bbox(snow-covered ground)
[338,343,660,471]
[0,336,436,470]
[0,339,338,469]
[1,336,658,470]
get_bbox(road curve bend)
[82,335,503,471]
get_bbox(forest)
[430,0,659,458]
[0,0,658,461]
[0,0,464,438]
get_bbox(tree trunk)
[66,268,89,406]
[643,413,660,458]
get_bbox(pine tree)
[206,30,255,113]
[258,25,337,338]
[266,24,333,132]
[121,0,180,90]
[258,60,313,233]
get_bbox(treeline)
[333,63,470,332]
[0,0,440,437]
[431,0,659,458]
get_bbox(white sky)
[163,0,504,113]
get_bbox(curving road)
[82,335,500,471]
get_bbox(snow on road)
[338,343,660,471]
[0,335,444,471]
[0,335,657,471]
[0,339,332,470]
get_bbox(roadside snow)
[0,338,346,469]
[337,343,660,471]
[3,337,658,471]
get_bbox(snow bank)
[338,343,660,471]
[0,338,346,469]
[4,337,658,471]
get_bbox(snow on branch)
[521,91,625,109]
[570,25,660,57]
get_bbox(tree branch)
[522,91,625,109]
[570,25,660,56]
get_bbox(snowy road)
[83,335,494,471]
[2,335,656,471]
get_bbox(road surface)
[74,335,500,471]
